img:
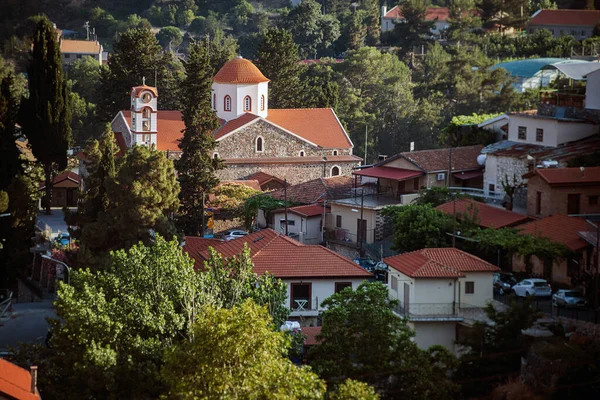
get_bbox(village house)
[39,171,79,208]
[243,171,287,191]
[329,145,484,245]
[436,198,531,229]
[381,5,450,38]
[513,214,593,286]
[0,359,41,400]
[109,57,361,185]
[523,166,600,217]
[385,248,499,351]
[183,229,372,326]
[528,9,600,39]
[59,39,103,65]
[271,204,329,245]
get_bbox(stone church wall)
[215,120,351,158]
[111,113,132,147]
[217,162,357,185]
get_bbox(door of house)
[567,194,581,215]
[357,219,367,244]
[66,189,74,207]
[290,283,311,311]
[403,283,410,315]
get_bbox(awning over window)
[353,166,423,181]
[452,170,483,180]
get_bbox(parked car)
[54,233,70,247]
[493,272,517,295]
[552,289,587,308]
[222,230,249,241]
[512,278,552,297]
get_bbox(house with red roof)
[523,166,600,217]
[109,57,360,185]
[514,214,593,285]
[271,204,330,244]
[381,5,450,37]
[528,9,600,39]
[39,171,79,208]
[436,199,531,229]
[384,248,499,351]
[184,228,372,326]
[0,359,41,400]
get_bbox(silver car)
[552,290,587,308]
[222,230,249,241]
[512,279,552,297]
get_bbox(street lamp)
[41,254,71,286]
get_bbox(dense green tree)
[210,182,262,220]
[0,74,20,191]
[381,204,453,252]
[176,39,223,237]
[162,300,326,399]
[255,28,306,109]
[67,56,104,105]
[98,27,183,121]
[362,0,380,45]
[302,61,340,108]
[448,0,481,43]
[282,0,341,58]
[391,0,434,55]
[309,282,459,399]
[20,16,72,215]
[156,26,183,52]
[330,379,380,400]
[440,113,500,147]
[413,187,456,207]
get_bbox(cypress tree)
[255,28,305,109]
[0,74,21,191]
[176,39,223,237]
[20,16,72,215]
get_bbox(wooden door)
[567,194,580,215]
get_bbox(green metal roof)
[491,58,567,78]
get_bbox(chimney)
[382,5,387,17]
[30,366,38,394]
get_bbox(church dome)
[213,57,270,84]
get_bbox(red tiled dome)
[213,57,270,84]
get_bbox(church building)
[110,57,360,184]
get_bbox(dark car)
[493,272,517,295]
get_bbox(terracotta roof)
[485,136,600,161]
[39,171,79,190]
[529,9,600,27]
[213,113,261,140]
[436,199,530,229]
[130,85,158,98]
[273,204,329,218]
[384,5,450,21]
[223,155,361,165]
[266,109,353,149]
[194,229,372,279]
[220,180,262,191]
[213,57,270,84]
[525,167,600,186]
[183,237,223,269]
[114,131,127,157]
[270,176,355,204]
[353,166,423,180]
[385,248,499,278]
[380,145,484,172]
[59,39,101,54]
[121,110,184,151]
[0,359,40,400]
[302,326,322,346]
[517,214,589,252]
[245,171,286,188]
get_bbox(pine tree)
[255,28,305,109]
[0,74,20,191]
[362,0,380,45]
[20,16,72,215]
[176,39,223,236]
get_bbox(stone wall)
[495,156,529,208]
[527,174,600,217]
[217,161,357,185]
[216,119,351,158]
[111,112,131,147]
[555,316,600,340]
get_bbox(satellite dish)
[477,154,487,166]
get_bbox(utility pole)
[447,147,453,187]
[284,179,289,236]
[201,192,205,238]
[364,124,368,165]
[452,194,457,248]
[359,188,364,255]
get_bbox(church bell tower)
[130,79,158,147]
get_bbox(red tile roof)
[39,171,79,190]
[114,131,127,157]
[270,176,355,204]
[381,145,484,173]
[213,57,270,84]
[193,229,372,279]
[220,180,262,192]
[353,166,423,180]
[60,39,101,54]
[384,6,450,21]
[274,204,329,218]
[302,326,322,346]
[526,167,600,186]
[266,109,353,149]
[517,214,589,252]
[122,110,184,152]
[529,9,600,27]
[436,199,530,229]
[183,237,223,269]
[213,112,261,140]
[245,171,286,188]
[385,248,499,278]
[0,359,40,400]
[130,84,158,98]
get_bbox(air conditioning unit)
[436,173,446,181]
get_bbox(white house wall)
[284,278,367,312]
[457,272,494,308]
[411,321,457,351]
[414,279,457,304]
[271,212,323,244]
[330,203,377,243]
[586,69,600,110]
[508,115,598,147]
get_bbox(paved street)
[36,208,73,239]
[494,293,599,324]
[0,300,56,353]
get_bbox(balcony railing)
[540,91,585,108]
[393,301,482,321]
[290,296,320,315]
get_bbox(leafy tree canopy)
[210,182,262,220]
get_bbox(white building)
[381,5,450,37]
[185,229,372,327]
[385,248,499,351]
[585,68,600,110]
[271,204,327,245]
[528,9,600,39]
[59,39,103,65]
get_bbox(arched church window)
[299,150,305,157]
[256,136,263,152]
[213,152,219,159]
[330,166,340,177]
[142,108,151,119]
[332,150,338,156]
[142,120,150,131]
[142,93,152,103]
[260,95,265,111]
[244,96,252,112]
[224,95,232,111]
